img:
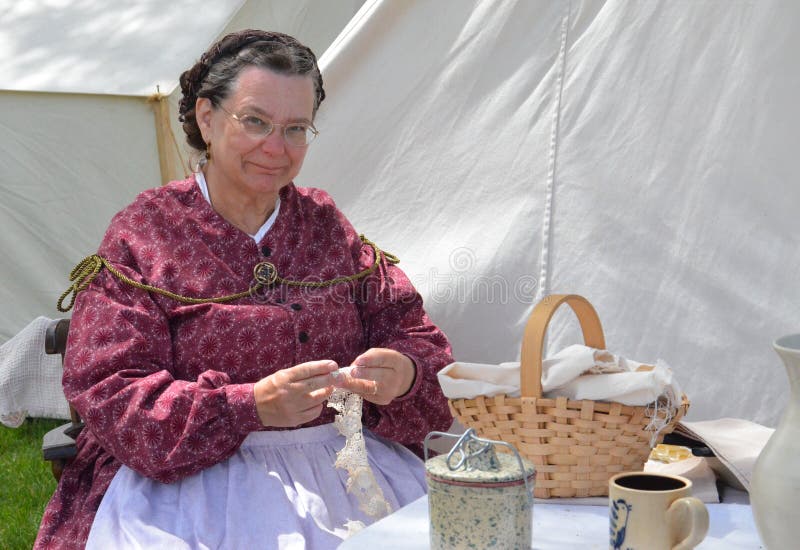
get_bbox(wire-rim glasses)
[216,104,319,147]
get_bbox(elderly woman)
[35,30,452,549]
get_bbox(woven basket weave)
[448,294,689,498]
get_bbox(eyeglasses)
[217,105,319,147]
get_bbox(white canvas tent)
[2,0,798,428]
[298,0,799,427]
[0,0,363,338]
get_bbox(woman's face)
[198,66,316,202]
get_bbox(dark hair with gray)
[178,29,325,152]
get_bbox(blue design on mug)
[610,498,632,550]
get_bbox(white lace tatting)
[327,374,393,527]
[642,360,682,447]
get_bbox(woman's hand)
[334,348,416,405]
[254,360,338,427]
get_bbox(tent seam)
[537,1,571,300]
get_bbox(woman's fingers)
[353,366,393,405]
[255,351,415,427]
[331,349,415,405]
[285,360,338,383]
[361,349,415,392]
[352,348,396,368]
[307,385,335,402]
[295,401,327,424]
[331,367,378,394]
[254,360,337,427]
[286,360,338,397]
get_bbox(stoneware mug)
[608,472,709,550]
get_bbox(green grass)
[0,418,62,550]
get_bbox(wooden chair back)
[43,319,83,480]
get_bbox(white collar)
[194,171,280,243]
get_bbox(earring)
[205,142,212,161]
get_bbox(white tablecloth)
[338,490,762,549]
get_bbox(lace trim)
[327,372,393,526]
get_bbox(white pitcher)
[750,333,800,549]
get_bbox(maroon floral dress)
[35,176,453,549]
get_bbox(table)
[339,491,762,549]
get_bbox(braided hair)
[178,29,325,152]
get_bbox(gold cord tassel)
[57,255,104,312]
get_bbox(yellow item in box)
[650,444,692,463]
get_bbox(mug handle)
[667,496,710,550]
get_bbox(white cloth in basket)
[438,344,683,407]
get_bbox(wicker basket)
[448,294,689,498]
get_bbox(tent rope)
[166,107,188,176]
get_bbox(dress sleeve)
[63,238,263,484]
[353,239,455,450]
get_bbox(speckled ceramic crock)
[425,433,535,550]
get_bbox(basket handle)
[520,294,606,397]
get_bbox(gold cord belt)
[57,235,398,312]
